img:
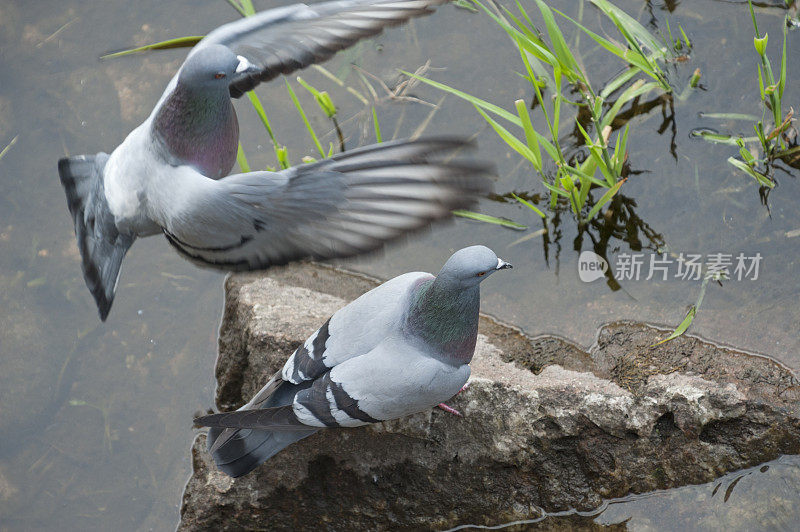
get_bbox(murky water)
[0,0,797,530]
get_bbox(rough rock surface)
[180,263,800,530]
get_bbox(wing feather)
[192,0,450,97]
[158,137,493,270]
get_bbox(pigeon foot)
[436,382,471,417]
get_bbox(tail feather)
[58,154,135,321]
[207,426,317,478]
[203,377,318,477]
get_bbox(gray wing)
[194,0,449,97]
[196,338,470,430]
[280,270,431,383]
[159,137,492,270]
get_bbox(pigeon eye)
[477,271,486,277]
[215,72,226,79]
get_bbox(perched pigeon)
[58,0,492,321]
[195,245,512,478]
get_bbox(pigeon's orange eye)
[477,272,486,277]
[215,72,226,79]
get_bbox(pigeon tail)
[207,426,317,478]
[58,154,135,321]
[203,375,318,477]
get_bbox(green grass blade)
[101,36,203,58]
[590,145,616,186]
[600,67,640,99]
[590,0,666,57]
[614,124,630,175]
[652,275,711,346]
[312,65,345,87]
[652,306,697,346]
[246,90,291,167]
[748,0,760,36]
[600,80,658,130]
[285,79,325,158]
[226,0,247,16]
[779,22,788,99]
[561,12,662,87]
[542,180,571,198]
[246,91,276,143]
[698,112,760,121]
[372,106,383,143]
[454,0,478,12]
[236,143,250,172]
[517,40,556,136]
[474,106,540,168]
[297,77,337,118]
[473,0,559,69]
[227,0,256,16]
[515,99,542,170]
[276,146,290,169]
[554,8,640,66]
[239,0,256,16]
[512,193,546,218]
[680,24,691,49]
[727,157,775,188]
[586,178,626,221]
[403,71,520,125]
[514,0,536,28]
[534,0,582,81]
[452,210,527,230]
[0,135,18,161]
[563,164,607,188]
[690,130,754,145]
[576,169,591,210]
[503,4,546,49]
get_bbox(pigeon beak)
[235,55,258,75]
[496,258,513,270]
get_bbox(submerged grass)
[0,135,18,162]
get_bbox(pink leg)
[437,382,471,417]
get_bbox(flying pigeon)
[195,245,513,478]
[57,0,492,321]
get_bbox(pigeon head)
[155,45,248,178]
[438,245,512,288]
[178,45,249,91]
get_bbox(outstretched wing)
[193,0,449,97]
[157,137,492,270]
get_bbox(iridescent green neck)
[406,277,480,365]
[152,83,239,178]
